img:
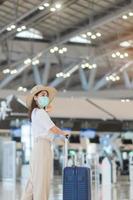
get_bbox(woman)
[21,84,69,200]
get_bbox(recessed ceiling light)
[126,99,130,102]
[106,76,110,81]
[91,35,96,39]
[121,99,125,102]
[87,32,92,36]
[120,54,124,59]
[120,41,131,47]
[53,46,58,51]
[44,3,50,7]
[124,52,128,57]
[62,47,67,52]
[17,28,22,32]
[116,51,120,56]
[50,7,56,12]
[129,12,133,16]
[50,49,55,53]
[92,64,97,68]
[21,26,26,30]
[38,5,44,10]
[7,27,12,31]
[81,34,87,38]
[122,15,128,19]
[112,53,116,58]
[24,58,32,64]
[32,59,40,65]
[3,69,10,74]
[10,69,17,74]
[59,49,63,54]
[55,3,62,9]
[116,76,120,81]
[96,32,101,37]
[11,24,16,29]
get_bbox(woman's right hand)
[63,132,70,139]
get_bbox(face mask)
[37,96,49,108]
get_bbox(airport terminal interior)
[0,0,133,199]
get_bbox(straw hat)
[26,84,57,109]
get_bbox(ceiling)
[0,0,133,92]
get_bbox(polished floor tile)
[0,176,133,200]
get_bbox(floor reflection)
[0,176,132,200]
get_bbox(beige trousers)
[21,138,52,200]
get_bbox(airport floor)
[0,176,133,200]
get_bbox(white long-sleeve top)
[31,108,55,141]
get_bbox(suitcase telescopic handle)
[64,138,69,167]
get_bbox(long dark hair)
[28,90,49,121]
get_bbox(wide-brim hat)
[26,84,57,109]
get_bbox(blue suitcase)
[63,166,91,200]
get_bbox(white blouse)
[31,108,55,140]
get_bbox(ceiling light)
[116,76,120,81]
[124,52,128,57]
[122,15,128,19]
[120,54,124,59]
[17,28,22,32]
[126,99,130,102]
[32,59,40,65]
[56,72,64,77]
[38,5,44,10]
[120,41,131,47]
[85,63,89,67]
[96,32,101,37]
[21,25,26,30]
[106,76,110,81]
[112,77,116,82]
[59,72,63,76]
[18,86,23,91]
[24,58,32,64]
[18,86,27,92]
[92,64,97,68]
[10,69,17,74]
[121,99,130,102]
[44,3,50,7]
[50,49,55,53]
[129,12,133,16]
[11,24,16,29]
[3,69,10,74]
[112,53,116,58]
[87,32,92,36]
[81,34,87,38]
[23,88,27,92]
[88,65,93,69]
[54,46,58,51]
[116,51,120,56]
[56,74,60,78]
[121,99,125,102]
[59,49,63,54]
[63,74,68,78]
[55,3,62,9]
[81,64,85,68]
[65,73,70,77]
[7,27,12,31]
[91,35,96,39]
[50,7,56,12]
[62,47,67,52]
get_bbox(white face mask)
[37,96,49,108]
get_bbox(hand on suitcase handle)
[64,132,70,140]
[65,134,69,139]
